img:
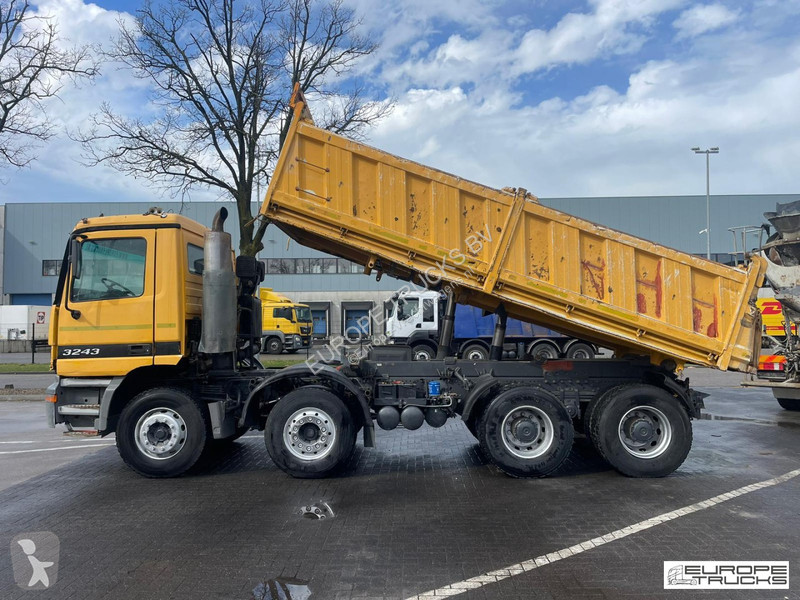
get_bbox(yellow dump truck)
[46,88,766,480]
[259,288,312,354]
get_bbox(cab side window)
[423,299,435,322]
[71,238,147,302]
[273,307,292,320]
[397,298,419,321]
[187,244,204,275]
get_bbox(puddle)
[252,578,311,600]
[700,412,800,429]
[299,502,334,520]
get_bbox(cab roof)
[72,211,209,235]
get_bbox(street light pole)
[691,146,719,260]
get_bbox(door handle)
[128,344,151,356]
[415,323,422,328]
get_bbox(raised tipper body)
[261,90,765,373]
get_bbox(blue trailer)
[386,291,597,360]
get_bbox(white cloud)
[367,30,800,198]
[673,3,740,39]
[372,0,686,94]
[4,0,800,210]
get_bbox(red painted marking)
[707,296,718,338]
[707,320,717,338]
[581,259,605,300]
[637,293,647,314]
[542,360,574,372]
[693,306,703,333]
[635,259,662,317]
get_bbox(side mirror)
[70,238,82,280]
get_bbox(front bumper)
[284,334,312,350]
[46,381,58,428]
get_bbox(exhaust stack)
[199,208,237,364]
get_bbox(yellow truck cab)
[259,288,312,353]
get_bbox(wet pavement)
[0,379,799,599]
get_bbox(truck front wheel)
[264,336,282,354]
[478,387,573,477]
[116,388,209,478]
[411,343,436,360]
[588,384,692,477]
[265,387,357,478]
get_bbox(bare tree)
[0,0,97,167]
[76,0,390,256]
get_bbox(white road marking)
[0,443,115,455]
[0,439,110,445]
[404,468,800,599]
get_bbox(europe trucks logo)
[664,561,789,589]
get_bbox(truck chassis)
[49,348,701,479]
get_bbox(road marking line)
[0,443,115,455]
[0,439,110,445]
[404,468,800,599]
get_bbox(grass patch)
[0,363,52,373]
[260,358,306,368]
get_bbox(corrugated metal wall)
[1,194,794,297]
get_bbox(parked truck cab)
[259,288,312,353]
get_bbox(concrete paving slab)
[0,384,797,599]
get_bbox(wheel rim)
[618,405,673,459]
[413,348,433,360]
[569,346,591,359]
[500,405,554,459]
[531,344,558,360]
[465,348,486,360]
[135,407,187,460]
[284,407,337,461]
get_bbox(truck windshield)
[294,307,312,322]
[70,238,147,302]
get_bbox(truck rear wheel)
[566,342,594,359]
[265,387,356,478]
[478,387,573,477]
[527,341,560,361]
[588,384,692,478]
[461,343,489,360]
[116,388,209,478]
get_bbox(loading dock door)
[343,308,370,340]
[311,309,327,337]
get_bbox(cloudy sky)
[3,0,800,205]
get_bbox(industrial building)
[0,194,793,339]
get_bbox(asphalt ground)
[0,370,799,599]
